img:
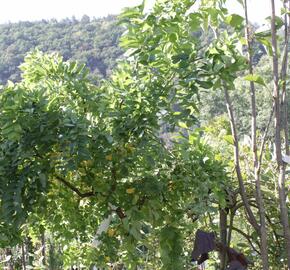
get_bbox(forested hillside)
[0,15,123,84]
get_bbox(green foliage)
[225,14,244,30]
[159,226,183,270]
[244,74,266,86]
[0,16,123,85]
[1,0,287,268]
[0,49,228,268]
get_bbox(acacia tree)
[0,6,229,267]
[0,2,236,270]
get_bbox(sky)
[0,0,283,25]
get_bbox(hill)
[0,15,123,85]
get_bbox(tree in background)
[0,16,123,85]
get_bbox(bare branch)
[227,209,235,246]
[281,0,290,156]
[243,0,269,266]
[55,175,95,198]
[265,214,282,250]
[258,105,274,170]
[230,226,261,255]
[270,0,290,266]
[223,85,260,233]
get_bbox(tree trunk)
[223,85,260,233]
[219,208,227,270]
[41,232,46,266]
[5,248,13,270]
[270,0,290,268]
[243,0,269,268]
[26,237,34,268]
[21,242,26,270]
[227,209,235,247]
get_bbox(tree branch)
[271,0,290,267]
[243,1,269,266]
[223,85,260,233]
[258,105,274,171]
[265,213,282,250]
[230,226,261,255]
[280,0,290,156]
[55,175,95,198]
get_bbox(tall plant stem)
[219,208,227,269]
[223,84,260,233]
[281,0,290,156]
[243,0,268,268]
[21,242,26,270]
[270,0,290,268]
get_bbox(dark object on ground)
[226,260,246,270]
[226,247,249,270]
[191,230,250,269]
[191,230,216,265]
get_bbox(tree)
[0,47,227,268]
[0,16,123,85]
[199,0,290,268]
[270,0,290,267]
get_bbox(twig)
[230,226,261,255]
[257,105,274,171]
[223,84,260,233]
[55,175,95,198]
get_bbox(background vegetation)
[0,15,123,84]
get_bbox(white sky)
[227,0,283,24]
[0,0,283,24]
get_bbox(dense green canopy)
[0,48,227,268]
[0,15,123,84]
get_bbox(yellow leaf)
[106,154,113,161]
[126,188,135,194]
[168,181,174,191]
[85,160,93,166]
[107,228,115,237]
[126,144,135,153]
